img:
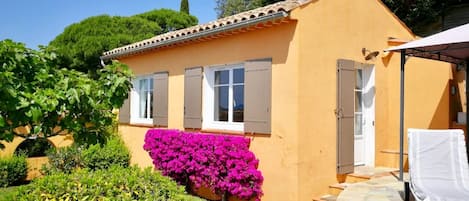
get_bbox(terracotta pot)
[191,183,222,201]
[228,196,256,201]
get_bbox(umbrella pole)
[466,60,469,163]
[399,50,406,181]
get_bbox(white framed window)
[130,75,153,124]
[203,64,244,131]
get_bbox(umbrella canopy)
[384,22,469,181]
[387,23,469,64]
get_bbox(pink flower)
[143,128,264,200]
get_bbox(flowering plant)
[143,129,263,201]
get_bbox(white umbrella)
[386,23,469,181]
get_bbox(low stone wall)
[26,156,49,180]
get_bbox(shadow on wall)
[428,81,451,129]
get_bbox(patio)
[337,173,409,201]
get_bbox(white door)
[354,66,375,166]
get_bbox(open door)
[337,59,375,174]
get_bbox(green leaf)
[0,116,5,127]
[31,107,42,122]
[5,85,17,98]
[67,88,79,104]
[16,97,30,109]
[33,125,42,134]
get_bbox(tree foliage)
[382,0,438,34]
[216,0,263,18]
[180,0,190,14]
[49,9,197,74]
[0,40,133,148]
[136,9,198,33]
[381,0,465,35]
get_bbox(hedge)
[0,154,27,187]
[11,165,204,201]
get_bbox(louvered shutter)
[153,72,169,127]
[119,95,131,124]
[336,59,355,174]
[244,58,272,134]
[184,67,203,129]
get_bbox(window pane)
[233,68,244,84]
[214,86,229,121]
[139,90,146,118]
[354,113,363,136]
[149,91,153,118]
[356,69,363,89]
[149,78,154,90]
[355,91,362,112]
[140,79,147,91]
[233,85,244,122]
[215,70,229,85]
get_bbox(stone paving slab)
[337,175,407,201]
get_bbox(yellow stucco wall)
[292,0,451,199]
[116,0,452,200]
[119,22,300,201]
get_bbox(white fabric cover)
[385,23,469,64]
[408,129,469,201]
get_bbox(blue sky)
[0,0,217,49]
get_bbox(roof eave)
[101,11,290,60]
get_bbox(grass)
[0,186,20,201]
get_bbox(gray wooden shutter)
[184,67,203,129]
[119,95,131,124]
[153,72,168,127]
[244,58,272,134]
[336,59,355,174]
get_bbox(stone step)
[312,194,338,201]
[326,167,399,198]
[346,166,398,182]
[346,170,394,183]
[328,183,349,196]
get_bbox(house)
[101,0,455,200]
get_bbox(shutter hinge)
[334,108,343,118]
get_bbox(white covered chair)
[407,129,469,201]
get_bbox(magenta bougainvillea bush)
[143,129,263,200]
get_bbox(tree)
[382,0,466,35]
[136,9,198,33]
[215,0,284,18]
[382,0,440,34]
[49,9,197,74]
[215,0,263,18]
[180,0,189,14]
[0,40,133,148]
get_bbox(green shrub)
[0,186,20,200]
[82,137,130,170]
[42,145,84,174]
[12,166,205,201]
[43,136,130,174]
[0,154,27,187]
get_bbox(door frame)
[360,65,375,167]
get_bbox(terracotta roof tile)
[102,0,306,59]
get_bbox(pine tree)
[180,0,189,14]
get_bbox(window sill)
[120,123,154,128]
[200,129,245,136]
